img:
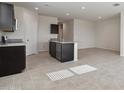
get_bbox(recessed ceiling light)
[98,16,102,19]
[113,3,120,7]
[44,4,49,6]
[35,7,39,10]
[81,6,86,10]
[66,13,70,16]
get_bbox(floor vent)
[69,65,97,75]
[46,69,74,81]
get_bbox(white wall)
[74,19,96,49]
[38,15,58,52]
[23,8,38,55]
[96,16,120,51]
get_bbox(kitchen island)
[49,39,78,62]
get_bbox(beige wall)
[96,16,120,51]
[38,15,58,52]
[120,12,124,56]
[74,19,96,49]
[63,20,74,42]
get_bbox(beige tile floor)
[0,48,124,90]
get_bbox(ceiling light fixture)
[81,6,86,10]
[44,4,49,6]
[66,13,70,16]
[113,3,120,7]
[35,7,39,10]
[98,16,102,19]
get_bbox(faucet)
[1,35,7,44]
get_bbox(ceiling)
[10,2,124,21]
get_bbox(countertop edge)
[0,43,26,47]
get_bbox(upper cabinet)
[50,24,59,34]
[0,3,16,32]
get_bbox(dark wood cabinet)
[49,42,56,58]
[56,43,62,61]
[49,41,74,62]
[61,43,74,62]
[50,24,59,34]
[0,46,26,77]
[0,3,15,32]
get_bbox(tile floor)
[0,48,124,90]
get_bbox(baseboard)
[78,47,120,53]
[38,50,49,54]
[38,50,48,52]
[95,47,120,52]
[78,47,97,51]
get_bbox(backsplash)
[0,31,8,41]
[0,31,2,41]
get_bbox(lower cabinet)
[61,43,74,62]
[56,43,62,61]
[49,42,56,58]
[49,41,74,62]
[0,46,26,77]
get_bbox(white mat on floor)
[69,65,97,75]
[46,69,74,81]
